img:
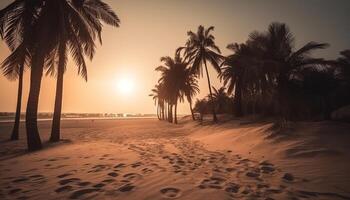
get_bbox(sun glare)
[116,76,135,95]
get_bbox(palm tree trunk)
[168,104,171,122]
[26,54,44,151]
[174,101,178,124]
[204,62,218,122]
[234,78,243,117]
[189,101,195,120]
[50,42,66,142]
[11,63,24,140]
[157,104,160,120]
[165,102,168,120]
[169,104,173,123]
[161,103,165,120]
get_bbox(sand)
[0,117,350,200]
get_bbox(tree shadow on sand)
[0,139,72,162]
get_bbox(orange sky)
[0,0,349,114]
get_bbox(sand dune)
[0,118,350,199]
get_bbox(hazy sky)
[0,0,349,114]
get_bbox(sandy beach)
[0,117,349,200]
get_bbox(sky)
[0,0,349,114]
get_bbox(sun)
[116,76,135,95]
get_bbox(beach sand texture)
[0,118,350,200]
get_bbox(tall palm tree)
[49,0,120,142]
[177,25,223,122]
[220,43,256,117]
[0,0,40,141]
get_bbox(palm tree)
[183,71,199,121]
[0,0,39,141]
[149,84,163,120]
[155,54,197,123]
[177,25,223,122]
[220,43,255,117]
[0,0,48,150]
[260,22,330,119]
[194,98,208,122]
[49,0,120,142]
[156,56,182,123]
[211,86,230,114]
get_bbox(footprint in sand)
[57,173,73,178]
[118,184,135,192]
[225,182,240,194]
[107,172,119,177]
[69,188,100,199]
[131,162,143,168]
[141,167,154,174]
[55,185,73,193]
[199,177,226,189]
[246,171,260,178]
[77,181,91,187]
[88,164,110,173]
[93,183,105,188]
[59,178,81,185]
[114,163,126,169]
[160,187,181,198]
[123,173,143,181]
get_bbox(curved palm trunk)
[189,101,195,120]
[164,102,168,121]
[50,42,66,142]
[26,54,44,151]
[204,62,218,122]
[174,101,178,124]
[11,63,24,140]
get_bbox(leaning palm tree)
[183,70,199,121]
[177,25,223,122]
[49,0,120,142]
[0,0,39,141]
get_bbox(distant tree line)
[151,23,350,123]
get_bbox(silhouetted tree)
[194,98,208,122]
[211,87,230,114]
[177,25,223,122]
[0,0,45,150]
[48,0,120,142]
[0,0,36,140]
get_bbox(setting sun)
[116,76,135,95]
